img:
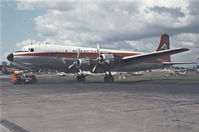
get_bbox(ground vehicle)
[11,72,37,84]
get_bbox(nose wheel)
[104,72,114,83]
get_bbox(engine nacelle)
[77,58,91,70]
[99,54,115,64]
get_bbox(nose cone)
[7,53,13,62]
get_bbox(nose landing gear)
[104,72,114,83]
[76,74,85,83]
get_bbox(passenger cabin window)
[28,48,34,52]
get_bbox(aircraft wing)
[122,48,189,64]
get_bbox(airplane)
[7,34,191,83]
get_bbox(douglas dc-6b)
[7,34,190,83]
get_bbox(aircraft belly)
[14,56,167,73]
[14,56,75,71]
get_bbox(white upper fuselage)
[20,44,142,55]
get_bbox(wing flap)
[122,48,189,64]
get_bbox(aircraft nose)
[7,53,14,62]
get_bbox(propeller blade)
[77,48,80,59]
[92,44,102,73]
[97,44,100,57]
[68,62,76,69]
[92,64,97,73]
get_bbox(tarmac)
[0,75,199,132]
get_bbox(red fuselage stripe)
[14,52,168,63]
[14,52,140,59]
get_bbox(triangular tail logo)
[161,43,168,50]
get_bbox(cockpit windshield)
[28,48,34,52]
[15,47,35,53]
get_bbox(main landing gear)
[76,72,114,83]
[76,74,85,82]
[104,72,114,83]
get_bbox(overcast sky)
[1,0,199,65]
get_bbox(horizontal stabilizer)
[162,62,197,65]
[122,48,189,64]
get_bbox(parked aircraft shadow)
[37,79,154,85]
[115,80,154,84]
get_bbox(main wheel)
[76,75,85,83]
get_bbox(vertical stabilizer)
[156,34,171,62]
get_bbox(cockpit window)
[28,48,34,52]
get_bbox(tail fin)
[156,34,171,62]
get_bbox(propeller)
[92,44,101,73]
[68,48,80,69]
